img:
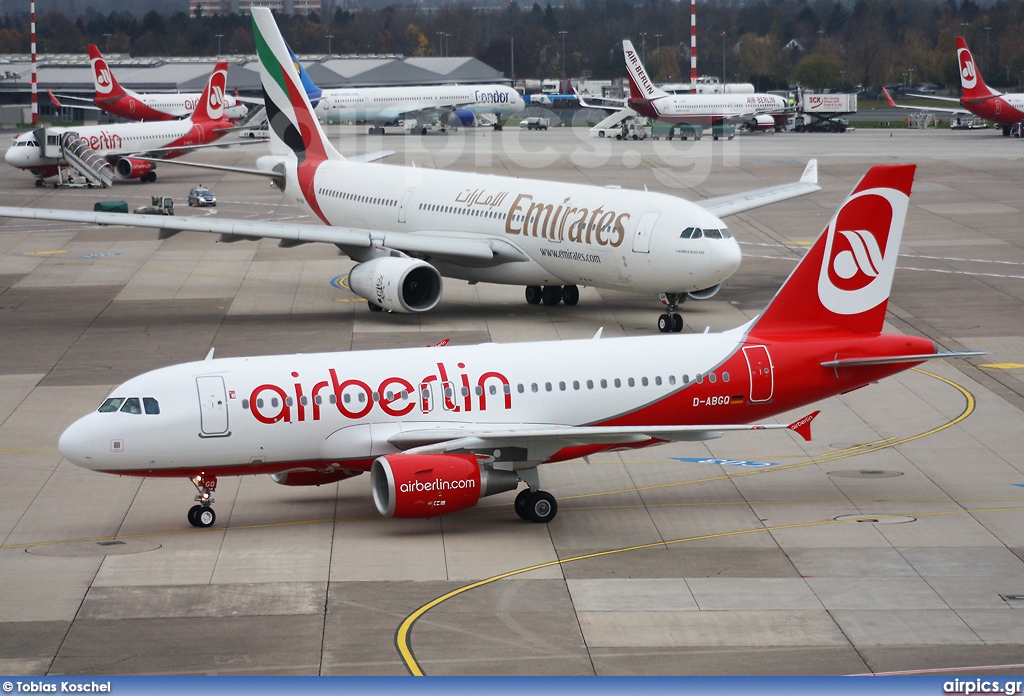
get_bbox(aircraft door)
[742,345,774,403]
[398,190,413,223]
[631,212,660,253]
[196,376,230,436]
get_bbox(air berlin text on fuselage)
[85,131,122,150]
[248,361,512,424]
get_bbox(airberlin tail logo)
[817,187,908,316]
[958,48,977,89]
[204,69,227,119]
[92,59,113,94]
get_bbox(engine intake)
[749,114,776,131]
[348,256,443,313]
[371,453,519,518]
[687,283,721,300]
[271,469,363,486]
[115,157,154,179]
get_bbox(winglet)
[431,338,450,347]
[787,411,819,441]
[47,88,62,108]
[205,347,216,361]
[593,327,603,340]
[881,86,899,108]
[800,159,818,185]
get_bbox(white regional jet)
[0,9,817,332]
[54,160,980,528]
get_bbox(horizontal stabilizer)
[820,351,984,368]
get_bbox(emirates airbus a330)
[0,10,818,332]
[6,61,238,185]
[48,44,248,122]
[54,157,979,529]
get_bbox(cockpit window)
[704,228,723,239]
[143,397,160,415]
[690,228,703,239]
[120,398,142,415]
[98,397,124,413]
[721,228,732,238]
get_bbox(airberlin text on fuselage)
[248,361,512,424]
[504,193,629,247]
[85,131,123,150]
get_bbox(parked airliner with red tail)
[53,156,977,528]
[49,44,248,122]
[7,61,239,184]
[883,36,1024,135]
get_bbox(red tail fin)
[87,44,126,100]
[956,36,998,100]
[748,165,915,338]
[191,61,228,123]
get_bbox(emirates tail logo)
[817,187,908,316]
[958,48,977,89]
[93,59,113,94]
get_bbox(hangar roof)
[0,53,508,96]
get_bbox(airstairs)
[588,107,642,137]
[43,131,115,188]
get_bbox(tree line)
[1,0,1023,92]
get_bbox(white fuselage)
[58,331,746,476]
[280,157,741,294]
[4,120,217,172]
[119,87,247,120]
[314,84,524,125]
[646,93,789,123]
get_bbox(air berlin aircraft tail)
[88,44,127,101]
[956,36,999,100]
[191,61,230,123]
[622,40,668,102]
[749,164,915,338]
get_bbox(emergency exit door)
[742,345,774,403]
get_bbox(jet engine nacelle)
[348,256,443,313]
[270,469,363,486]
[370,453,519,518]
[687,283,721,300]
[451,108,475,126]
[115,157,154,179]
[749,114,776,131]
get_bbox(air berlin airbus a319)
[55,158,979,529]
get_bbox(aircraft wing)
[574,88,626,111]
[882,87,968,115]
[0,206,529,266]
[696,159,820,217]
[131,150,394,182]
[48,89,103,111]
[389,412,818,463]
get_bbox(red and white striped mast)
[690,0,697,94]
[30,0,37,125]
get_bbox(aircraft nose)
[4,145,18,166]
[58,415,100,469]
[721,236,742,276]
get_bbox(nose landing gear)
[658,293,685,333]
[188,474,218,528]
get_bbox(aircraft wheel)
[658,314,671,333]
[35,179,44,187]
[598,131,605,137]
[367,301,384,312]
[525,491,557,523]
[194,507,216,528]
[514,489,531,520]
[541,286,563,306]
[671,313,683,333]
[421,127,428,135]
[188,504,202,527]
[525,286,542,305]
[562,285,580,306]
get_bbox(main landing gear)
[369,126,386,135]
[657,293,685,333]
[513,469,558,523]
[525,285,579,307]
[187,474,217,528]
